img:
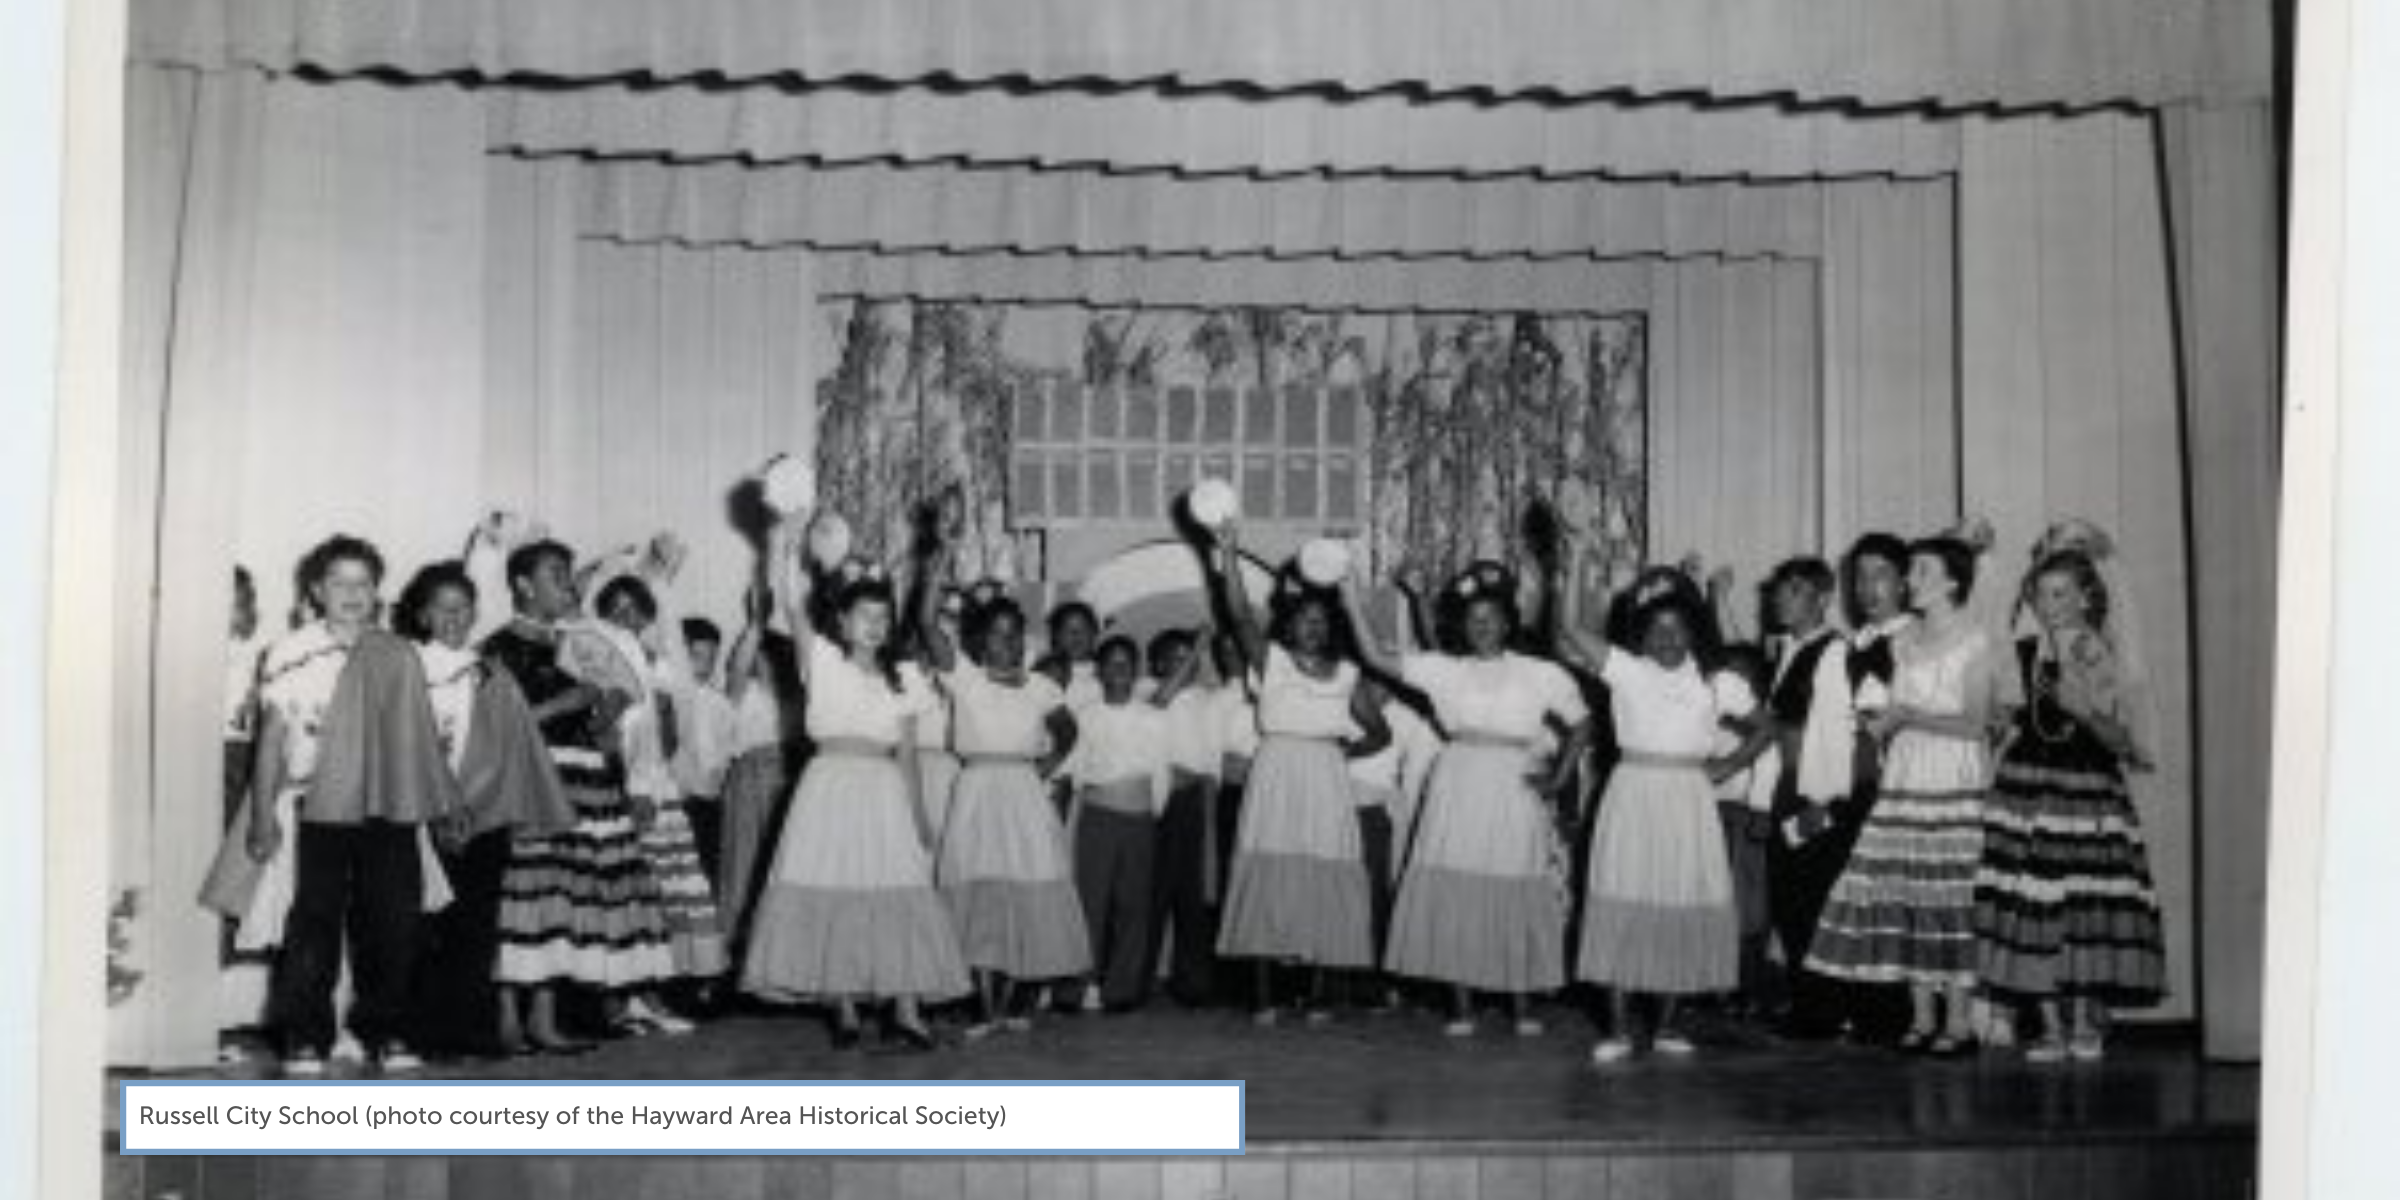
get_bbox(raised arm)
[1338,575,1406,682]
[1552,544,1618,679]
[1205,522,1269,672]
[1707,564,1750,646]
[768,513,817,687]
[1147,631,1205,709]
[912,536,961,673]
[463,513,521,645]
[1342,680,1394,761]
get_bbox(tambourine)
[1297,538,1353,588]
[758,454,817,516]
[806,512,854,572]
[1187,478,1239,529]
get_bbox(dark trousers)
[1149,775,1220,1003]
[1075,804,1157,1007]
[413,828,510,1054]
[270,819,424,1055]
[684,798,723,902]
[1357,806,1396,958]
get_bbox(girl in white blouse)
[1346,560,1593,1038]
[1201,521,1392,1026]
[1557,562,1747,1063]
[739,510,972,1051]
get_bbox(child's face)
[1149,639,1192,681]
[1098,645,1140,699]
[842,597,894,654]
[977,612,1028,671]
[1462,597,1511,656]
[1639,609,1693,670]
[688,637,723,680]
[423,584,477,650]
[515,556,579,622]
[1906,553,1955,613]
[1851,555,1905,623]
[601,593,652,635]
[1054,612,1098,662]
[1772,578,1827,632]
[310,558,380,629]
[2029,570,2091,633]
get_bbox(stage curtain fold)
[1820,178,1961,550]
[574,158,1847,261]
[130,0,2270,112]
[2161,100,2280,1062]
[1960,110,2198,1025]
[488,83,1962,181]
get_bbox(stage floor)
[121,1003,2257,1151]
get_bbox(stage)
[108,1004,2256,1200]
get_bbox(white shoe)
[1080,983,1104,1014]
[1442,1018,1478,1038]
[1304,1008,1334,1027]
[1001,1015,1034,1034]
[1251,1008,1280,1028]
[377,1043,424,1073]
[1514,1019,1546,1039]
[1590,1037,1635,1064]
[330,1032,367,1064]
[627,996,697,1036]
[283,1050,326,1078]
[1653,1032,1696,1056]
[961,1021,999,1043]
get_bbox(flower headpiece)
[835,556,889,585]
[964,577,1013,611]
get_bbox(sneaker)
[1514,1018,1546,1039]
[1442,1018,1478,1039]
[283,1049,326,1078]
[377,1043,424,1073]
[2068,1032,2106,1062]
[2024,1037,2069,1066]
[1590,1037,1635,1064]
[330,1031,367,1065]
[1653,1032,1697,1056]
[627,996,697,1036]
[1079,983,1105,1014]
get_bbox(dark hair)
[1438,560,1522,651]
[826,575,905,693]
[1097,635,1141,666]
[1607,566,1721,668]
[1266,567,1357,657]
[1842,532,1913,625]
[1910,536,1979,605]
[233,565,254,593]
[1048,602,1099,636]
[1768,557,1837,597]
[505,539,573,591]
[2023,549,2111,631]
[394,560,477,642]
[681,616,722,647]
[298,534,386,592]
[594,574,659,623]
[962,595,1027,653]
[1147,628,1196,669]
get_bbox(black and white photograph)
[72,0,2301,1197]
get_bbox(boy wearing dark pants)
[1148,630,1224,1006]
[1069,637,1189,1011]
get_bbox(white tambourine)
[1187,478,1239,529]
[1297,537,1353,588]
[759,454,817,516]
[805,512,854,572]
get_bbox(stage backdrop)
[812,301,1648,593]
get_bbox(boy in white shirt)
[1067,635,1196,1011]
[1146,629,1224,1006]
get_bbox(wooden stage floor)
[110,1005,2259,1200]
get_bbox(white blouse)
[1400,651,1588,744]
[1069,699,1171,813]
[803,633,930,746]
[1599,651,1723,759]
[256,623,350,786]
[415,641,482,774]
[945,665,1067,759]
[1253,645,1358,740]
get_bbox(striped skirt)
[1973,735,2167,1005]
[1806,732,1987,988]
[496,781,675,990]
[641,799,728,978]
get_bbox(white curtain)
[1646,258,1823,596]
[577,158,1837,260]
[494,85,1961,180]
[2162,100,2281,1061]
[1819,178,1961,549]
[1960,110,2198,1023]
[131,0,2270,112]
